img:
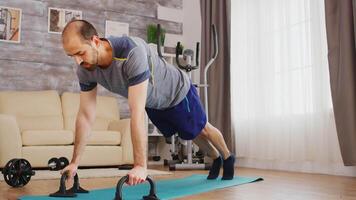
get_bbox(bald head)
[62,20,98,44]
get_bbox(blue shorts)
[145,85,207,140]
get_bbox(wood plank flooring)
[1,167,356,200]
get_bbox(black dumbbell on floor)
[48,157,69,171]
[2,157,69,188]
[1,158,35,187]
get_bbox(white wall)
[182,0,201,84]
[158,0,202,84]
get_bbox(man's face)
[63,35,98,71]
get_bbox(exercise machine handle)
[175,41,200,72]
[211,24,218,59]
[195,42,200,67]
[157,24,163,58]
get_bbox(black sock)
[222,155,235,180]
[207,156,222,180]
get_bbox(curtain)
[200,0,234,153]
[325,0,356,166]
[231,0,356,175]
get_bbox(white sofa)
[0,90,133,168]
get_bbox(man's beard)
[80,48,99,71]
[81,62,96,71]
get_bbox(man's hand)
[61,163,78,180]
[127,166,147,186]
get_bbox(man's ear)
[91,35,101,48]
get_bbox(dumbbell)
[2,158,35,187]
[48,157,69,171]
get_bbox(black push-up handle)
[114,175,159,200]
[49,171,89,198]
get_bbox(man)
[61,20,235,186]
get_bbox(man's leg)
[193,134,223,179]
[199,122,235,180]
[200,122,230,159]
[193,134,220,159]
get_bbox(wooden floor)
[1,166,356,200]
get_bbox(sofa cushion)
[0,90,64,131]
[22,130,73,146]
[61,92,120,131]
[87,130,121,145]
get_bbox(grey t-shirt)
[76,36,191,109]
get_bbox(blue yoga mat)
[19,174,263,200]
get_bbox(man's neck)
[97,40,113,69]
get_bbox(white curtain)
[231,0,356,176]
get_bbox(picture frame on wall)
[0,6,22,43]
[48,7,82,34]
[105,20,129,38]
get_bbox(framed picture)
[48,7,82,34]
[105,20,129,38]
[0,6,22,43]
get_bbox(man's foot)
[222,155,235,180]
[207,156,223,179]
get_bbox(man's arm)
[62,87,97,178]
[127,79,148,186]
